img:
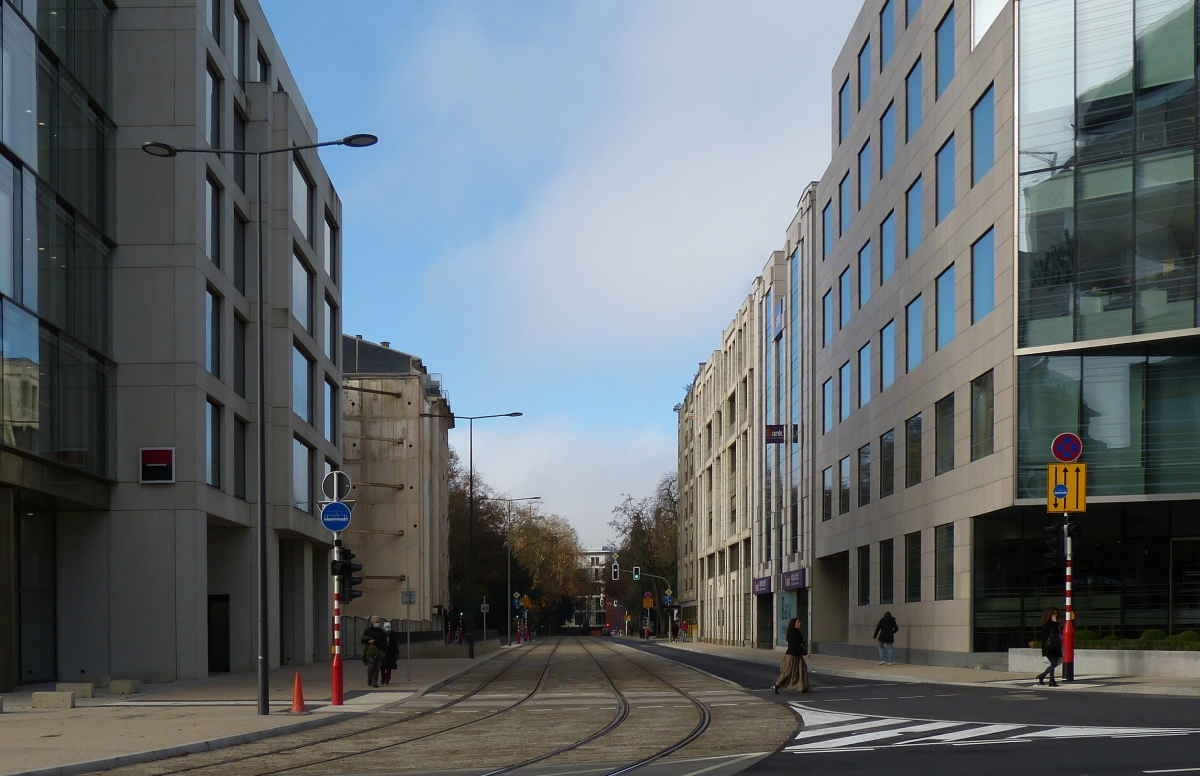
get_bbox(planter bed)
[1009,647,1200,678]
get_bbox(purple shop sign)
[782,568,806,590]
[765,425,786,444]
[752,576,772,595]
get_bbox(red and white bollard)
[1062,520,1075,682]
[331,588,343,705]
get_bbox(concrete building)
[2,0,352,690]
[576,545,615,630]
[341,335,452,633]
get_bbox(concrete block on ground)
[0,695,5,712]
[80,674,111,689]
[109,679,142,694]
[32,692,75,709]
[56,682,95,698]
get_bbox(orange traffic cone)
[291,672,306,713]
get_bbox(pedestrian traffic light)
[612,562,620,581]
[1067,523,1083,540]
[332,546,363,601]
[633,566,641,580]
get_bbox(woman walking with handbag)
[773,618,811,694]
[1036,607,1062,687]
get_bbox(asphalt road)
[624,640,1200,776]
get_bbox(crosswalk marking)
[786,704,1199,754]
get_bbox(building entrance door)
[755,594,773,648]
[18,510,55,684]
[1170,539,1200,634]
[208,595,231,673]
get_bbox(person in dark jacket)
[773,618,811,694]
[361,616,386,688]
[873,612,899,665]
[1037,607,1062,687]
[380,621,400,685]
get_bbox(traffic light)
[1067,523,1083,540]
[612,562,620,581]
[331,546,363,601]
[633,566,641,581]
[1042,525,1063,567]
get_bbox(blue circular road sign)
[320,501,352,532]
[1053,484,1068,499]
[1052,432,1083,463]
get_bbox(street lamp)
[143,133,378,716]
[480,496,540,646]
[421,411,523,657]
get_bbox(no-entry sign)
[1052,432,1083,463]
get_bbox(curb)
[5,647,514,776]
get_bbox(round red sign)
[1052,432,1083,463]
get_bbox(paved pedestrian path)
[656,640,1200,697]
[0,649,507,776]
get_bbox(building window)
[906,176,922,255]
[840,361,851,420]
[880,537,894,604]
[293,344,313,423]
[906,57,922,140]
[823,290,833,346]
[324,215,338,280]
[858,140,872,207]
[858,241,871,307]
[234,417,247,499]
[880,320,895,389]
[972,227,995,323]
[325,378,337,441]
[206,0,221,44]
[881,211,895,282]
[936,263,955,349]
[906,0,921,25]
[905,413,923,487]
[858,443,871,507]
[840,172,852,232]
[205,288,220,377]
[935,522,954,600]
[233,109,247,190]
[857,544,871,606]
[292,155,313,242]
[880,429,895,498]
[823,378,833,433]
[839,77,851,142]
[822,467,833,521]
[906,294,923,371]
[206,399,221,487]
[234,5,246,84]
[233,316,246,397]
[839,456,851,515]
[206,64,221,148]
[256,46,270,83]
[971,370,994,461]
[292,253,312,331]
[859,342,871,407]
[905,530,922,602]
[858,38,871,108]
[935,392,954,475]
[880,0,894,68]
[840,268,852,327]
[880,102,895,176]
[233,212,246,293]
[823,201,833,257]
[293,436,312,512]
[936,135,955,223]
[935,5,955,98]
[972,84,995,185]
[205,177,221,264]
[325,298,337,361]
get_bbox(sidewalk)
[0,647,509,776]
[657,640,1200,697]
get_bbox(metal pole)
[331,536,343,705]
[406,577,412,682]
[468,418,475,659]
[482,597,487,646]
[506,502,511,647]
[255,150,270,716]
[1062,514,1075,682]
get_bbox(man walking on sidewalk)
[873,611,899,665]
[362,616,386,688]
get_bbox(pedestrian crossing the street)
[786,704,1199,753]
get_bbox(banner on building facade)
[752,576,772,595]
[765,425,786,444]
[782,568,806,590]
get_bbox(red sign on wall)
[140,448,175,483]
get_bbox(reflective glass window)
[880,430,895,498]
[292,253,312,331]
[1135,0,1195,152]
[935,392,954,475]
[205,288,220,376]
[233,316,246,397]
[880,1,894,68]
[840,172,852,232]
[1018,0,1074,175]
[292,344,312,423]
[971,369,994,461]
[206,177,220,265]
[858,140,872,206]
[292,156,312,242]
[935,5,955,98]
[839,456,851,514]
[839,77,851,142]
[905,413,922,487]
[233,214,246,293]
[972,228,995,323]
[858,544,871,604]
[840,361,851,420]
[3,301,39,451]
[4,4,38,169]
[1018,169,1075,346]
[206,64,220,148]
[936,134,955,223]
[823,201,833,257]
[935,523,954,600]
[1076,160,1133,340]
[1135,149,1195,334]
[840,268,852,327]
[325,298,337,360]
[1076,0,1133,162]
[823,378,833,433]
[325,378,336,441]
[881,211,895,281]
[822,290,833,345]
[905,530,922,602]
[907,0,921,25]
[822,467,832,521]
[0,157,14,299]
[972,85,995,184]
[906,176,923,255]
[234,418,247,499]
[859,241,871,306]
[859,38,871,108]
[292,436,312,512]
[1017,355,1081,497]
[906,58,922,140]
[881,103,895,175]
[859,341,871,407]
[906,294,923,371]
[936,263,955,349]
[1146,355,1200,493]
[881,320,895,389]
[206,399,220,487]
[880,537,894,602]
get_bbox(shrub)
[1175,630,1200,642]
[1163,634,1186,645]
[1075,629,1099,641]
[1101,634,1121,643]
[1140,629,1167,642]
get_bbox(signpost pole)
[332,535,343,706]
[482,598,488,647]
[1063,514,1075,682]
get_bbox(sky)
[260,1,860,547]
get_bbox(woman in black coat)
[773,618,811,694]
[380,621,401,685]
[1036,607,1061,687]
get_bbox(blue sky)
[261,1,859,545]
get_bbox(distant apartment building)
[2,0,351,690]
[577,545,615,630]
[340,336,452,633]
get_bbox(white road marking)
[896,724,1024,745]
[788,722,963,752]
[791,717,902,740]
[675,752,765,776]
[1146,768,1200,774]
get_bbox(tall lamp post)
[422,411,523,657]
[142,133,378,716]
[480,496,540,646]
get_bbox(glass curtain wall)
[1019,0,1200,345]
